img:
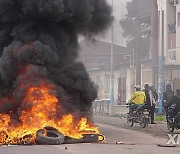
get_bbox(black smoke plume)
[0,0,112,121]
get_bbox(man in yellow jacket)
[127,85,146,115]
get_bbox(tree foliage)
[120,0,151,59]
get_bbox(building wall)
[88,66,153,105]
[176,3,180,62]
[153,0,180,94]
[89,69,110,101]
[141,67,152,85]
[87,0,180,106]
[161,0,180,65]
[88,68,127,105]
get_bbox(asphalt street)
[0,123,180,154]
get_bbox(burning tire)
[36,127,64,145]
[82,134,98,143]
[63,136,83,144]
[63,134,105,144]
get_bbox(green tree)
[120,0,151,59]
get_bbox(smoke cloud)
[0,0,112,121]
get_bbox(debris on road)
[115,141,124,144]
[157,144,178,147]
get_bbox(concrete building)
[79,39,130,105]
[78,0,180,114]
[158,0,180,92]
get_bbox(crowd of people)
[127,82,180,124]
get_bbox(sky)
[96,0,131,46]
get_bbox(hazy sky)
[97,0,131,46]
[79,0,131,46]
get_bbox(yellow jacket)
[128,91,146,105]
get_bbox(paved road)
[0,124,180,154]
[94,116,169,138]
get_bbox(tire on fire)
[36,127,65,145]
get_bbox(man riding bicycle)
[127,85,146,116]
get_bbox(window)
[169,50,176,60]
[168,23,176,33]
[172,50,176,60]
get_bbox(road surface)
[0,123,180,154]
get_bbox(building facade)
[159,0,180,92]
[79,39,131,105]
[79,0,180,107]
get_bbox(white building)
[79,0,180,109]
[157,0,180,92]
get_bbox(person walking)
[144,84,156,124]
[149,85,158,124]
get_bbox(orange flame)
[0,82,100,145]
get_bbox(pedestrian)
[144,84,156,124]
[149,85,158,124]
[163,82,174,107]
[154,89,158,101]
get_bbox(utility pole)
[135,0,141,86]
[110,0,114,114]
[151,0,159,86]
[158,0,163,114]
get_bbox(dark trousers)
[129,104,138,116]
[167,109,174,121]
[150,105,155,123]
[129,104,144,116]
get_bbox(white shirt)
[149,90,157,106]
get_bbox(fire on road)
[0,124,180,154]
[0,0,112,145]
